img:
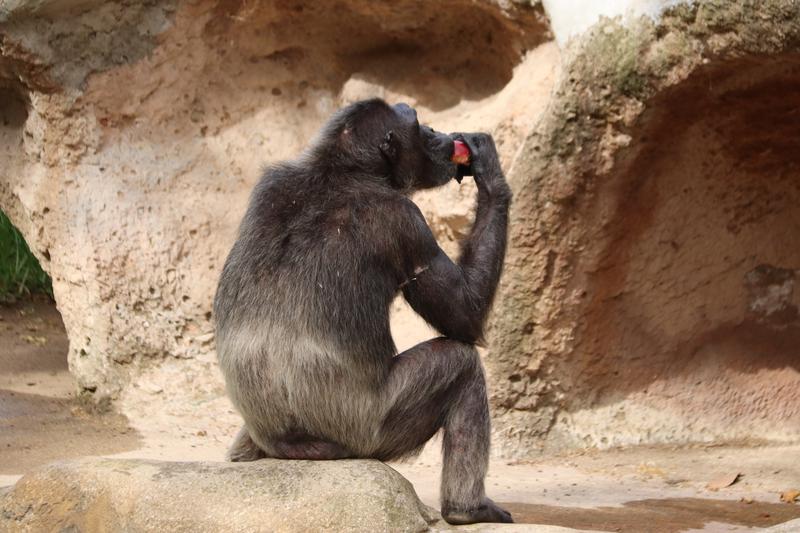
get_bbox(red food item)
[451,140,470,165]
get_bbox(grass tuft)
[0,210,53,301]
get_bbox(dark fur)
[214,99,513,524]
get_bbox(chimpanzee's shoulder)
[359,193,424,228]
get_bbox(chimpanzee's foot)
[227,426,267,462]
[441,498,514,525]
[227,443,266,462]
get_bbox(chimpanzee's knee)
[426,337,483,379]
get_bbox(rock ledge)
[0,458,438,532]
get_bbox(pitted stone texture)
[0,457,603,532]
[488,1,800,455]
[0,458,438,533]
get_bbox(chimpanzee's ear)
[379,130,397,162]
[379,129,413,190]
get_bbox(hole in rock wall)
[566,55,800,445]
[0,210,136,470]
[0,208,69,399]
[0,85,28,144]
[0,85,69,396]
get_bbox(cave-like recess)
[562,54,800,446]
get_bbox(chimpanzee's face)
[384,103,457,191]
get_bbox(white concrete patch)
[542,0,692,46]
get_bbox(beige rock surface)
[488,0,800,455]
[0,458,438,533]
[0,457,605,533]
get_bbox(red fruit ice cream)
[451,140,470,165]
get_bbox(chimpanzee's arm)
[399,134,511,344]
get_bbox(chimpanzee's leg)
[372,337,512,525]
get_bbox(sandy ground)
[2,299,800,532]
[0,298,139,487]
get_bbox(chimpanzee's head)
[319,99,458,192]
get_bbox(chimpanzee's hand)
[451,133,511,202]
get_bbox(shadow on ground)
[0,299,140,474]
[503,498,800,532]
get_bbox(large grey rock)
[0,458,438,532]
[0,458,601,533]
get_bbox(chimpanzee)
[213,99,512,525]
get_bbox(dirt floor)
[1,299,800,532]
[0,298,139,484]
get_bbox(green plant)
[0,210,53,300]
